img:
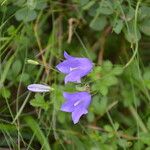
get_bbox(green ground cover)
[0,0,150,149]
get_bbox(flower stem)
[129,106,148,133]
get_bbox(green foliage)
[139,132,150,145]
[0,87,11,99]
[82,1,95,10]
[15,7,37,22]
[140,20,150,36]
[0,123,17,133]
[124,21,141,43]
[90,16,107,31]
[30,93,49,110]
[143,69,150,89]
[25,116,51,150]
[91,95,108,115]
[113,19,124,34]
[0,0,150,149]
[12,60,22,76]
[89,61,123,96]
[97,0,114,15]
[14,0,47,22]
[79,0,150,46]
[121,86,140,107]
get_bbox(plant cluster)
[0,0,150,149]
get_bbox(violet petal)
[56,52,93,83]
[64,70,82,84]
[64,51,74,59]
[27,84,50,92]
[72,108,88,124]
[61,91,92,124]
[56,59,79,74]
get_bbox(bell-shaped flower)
[27,84,52,92]
[61,91,91,124]
[56,51,93,84]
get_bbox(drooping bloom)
[61,91,91,124]
[56,51,93,84]
[27,84,51,92]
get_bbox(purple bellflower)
[56,51,93,84]
[27,84,51,92]
[61,91,91,124]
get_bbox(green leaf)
[68,135,85,150]
[0,55,15,85]
[118,139,130,148]
[104,125,113,132]
[113,20,124,34]
[133,141,144,150]
[35,0,47,10]
[99,84,108,96]
[82,1,95,10]
[0,123,16,132]
[87,112,95,122]
[124,22,141,43]
[103,76,118,86]
[92,95,108,115]
[14,0,26,6]
[97,1,113,15]
[79,0,89,6]
[124,61,141,80]
[12,60,22,76]
[88,4,98,17]
[7,25,16,35]
[112,66,123,75]
[27,0,36,9]
[58,112,66,123]
[147,117,150,130]
[143,69,150,89]
[27,0,47,10]
[15,7,37,22]
[98,97,108,115]
[143,70,150,80]
[114,122,119,130]
[17,73,30,83]
[1,88,11,99]
[102,60,113,72]
[90,16,107,31]
[139,19,150,36]
[92,95,101,114]
[126,7,135,21]
[139,132,150,145]
[121,88,140,107]
[90,60,122,96]
[25,116,51,150]
[139,6,150,20]
[30,94,49,110]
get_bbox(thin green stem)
[129,106,148,133]
[124,0,141,68]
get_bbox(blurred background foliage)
[0,0,150,149]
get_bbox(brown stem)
[98,26,112,65]
[67,18,79,43]
[34,12,49,75]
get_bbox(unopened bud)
[26,59,39,65]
